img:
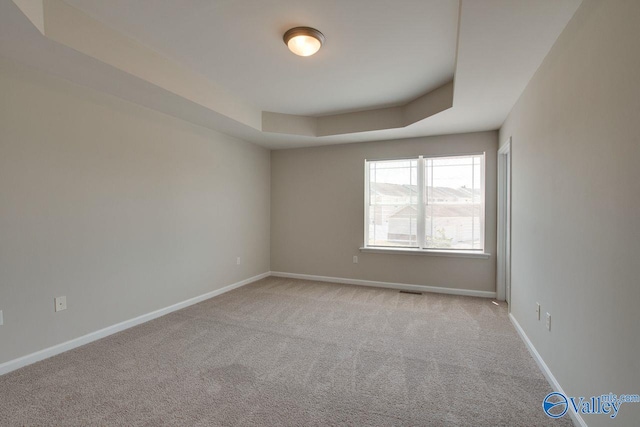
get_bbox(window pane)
[368,159,418,247]
[425,155,483,250]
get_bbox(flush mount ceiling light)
[283,27,325,57]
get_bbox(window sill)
[359,247,491,259]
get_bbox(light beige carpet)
[0,277,572,426]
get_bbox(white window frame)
[362,153,490,259]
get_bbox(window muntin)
[365,154,485,251]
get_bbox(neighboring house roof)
[370,182,418,198]
[430,186,478,200]
[388,204,480,218]
[370,182,480,200]
[388,205,416,217]
[425,205,480,217]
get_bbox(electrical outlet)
[353,255,358,264]
[536,303,541,320]
[236,257,241,265]
[546,312,551,331]
[0,310,3,326]
[54,296,67,312]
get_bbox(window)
[365,154,485,252]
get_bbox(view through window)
[366,154,484,251]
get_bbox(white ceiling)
[62,0,459,117]
[1,0,583,149]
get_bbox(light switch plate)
[0,310,3,326]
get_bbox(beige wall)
[0,60,270,365]
[499,0,640,425]
[271,131,497,293]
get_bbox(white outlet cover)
[353,256,358,264]
[236,257,241,265]
[55,296,67,312]
[546,312,551,331]
[0,310,3,326]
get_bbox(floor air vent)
[399,290,423,295]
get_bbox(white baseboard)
[509,313,588,427]
[270,271,496,299]
[0,272,270,377]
